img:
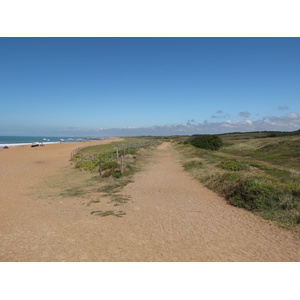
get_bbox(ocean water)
[0,136,95,147]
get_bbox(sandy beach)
[0,138,122,261]
[1,140,299,262]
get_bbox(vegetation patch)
[60,187,86,198]
[109,195,131,206]
[218,160,245,171]
[185,135,223,150]
[91,210,126,217]
[98,179,133,194]
[75,160,98,171]
[249,162,271,170]
[183,160,203,170]
[225,178,278,210]
[175,134,300,228]
[102,161,119,170]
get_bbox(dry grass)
[175,138,300,229]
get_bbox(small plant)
[91,210,126,217]
[110,195,131,206]
[102,161,119,170]
[111,170,123,178]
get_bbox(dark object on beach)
[31,143,39,147]
[3,146,9,149]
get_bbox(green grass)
[72,137,157,175]
[221,136,300,169]
[102,161,119,170]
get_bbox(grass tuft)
[91,210,126,217]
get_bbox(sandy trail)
[0,141,299,261]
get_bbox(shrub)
[102,161,119,170]
[227,178,278,211]
[111,170,123,178]
[186,135,223,150]
[75,160,98,171]
[218,160,244,171]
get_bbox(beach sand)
[0,138,122,261]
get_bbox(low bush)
[111,170,123,178]
[186,135,223,150]
[227,178,279,211]
[102,161,119,170]
[218,160,244,171]
[75,160,98,171]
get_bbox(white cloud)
[286,112,298,119]
[81,112,300,136]
[23,112,299,137]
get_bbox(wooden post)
[116,148,119,159]
[120,155,124,174]
[99,158,102,178]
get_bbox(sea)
[0,136,100,148]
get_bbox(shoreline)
[0,139,106,149]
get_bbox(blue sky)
[1,37,300,136]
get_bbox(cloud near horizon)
[54,112,300,137]
[3,113,299,137]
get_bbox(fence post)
[116,148,119,159]
[99,158,102,178]
[120,155,124,174]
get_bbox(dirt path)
[1,142,299,261]
[117,142,300,261]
